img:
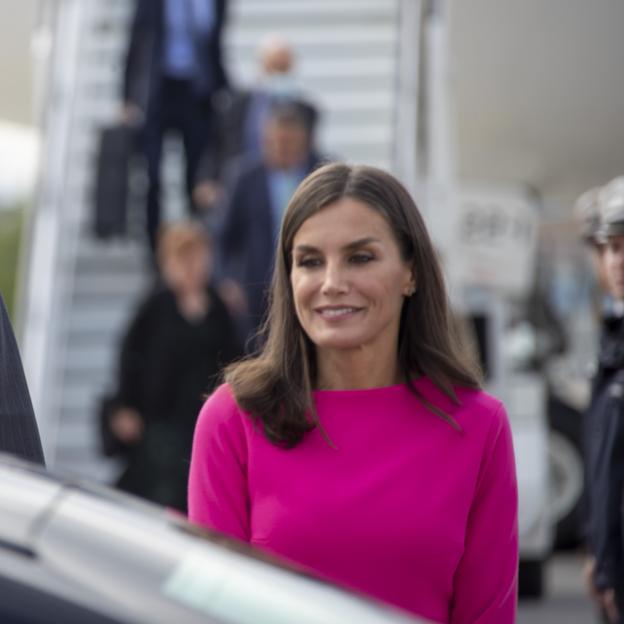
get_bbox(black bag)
[93,124,136,239]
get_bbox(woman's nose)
[320,262,348,295]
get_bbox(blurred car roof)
[0,454,424,624]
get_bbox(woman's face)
[162,243,211,295]
[290,197,414,357]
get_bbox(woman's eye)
[350,253,373,264]
[296,257,321,268]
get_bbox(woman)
[188,164,518,623]
[103,222,240,512]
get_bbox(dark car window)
[0,574,124,624]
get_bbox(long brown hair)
[224,163,482,446]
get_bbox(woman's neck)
[316,347,403,391]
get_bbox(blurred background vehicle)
[0,453,424,624]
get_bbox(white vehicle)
[457,284,552,598]
[401,5,565,595]
[449,187,584,597]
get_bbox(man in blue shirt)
[216,99,323,346]
[584,178,624,623]
[122,0,229,252]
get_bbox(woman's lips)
[315,306,362,320]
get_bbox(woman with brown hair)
[188,163,518,623]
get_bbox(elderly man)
[584,176,624,623]
[0,294,44,464]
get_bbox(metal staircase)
[20,0,404,482]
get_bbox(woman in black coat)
[104,222,240,512]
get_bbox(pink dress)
[188,379,518,623]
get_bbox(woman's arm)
[188,385,250,541]
[450,404,519,624]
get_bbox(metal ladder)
[20,0,404,482]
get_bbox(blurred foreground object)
[0,454,424,624]
[0,295,44,465]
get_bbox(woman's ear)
[403,280,416,297]
[403,272,417,297]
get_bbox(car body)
[0,454,424,624]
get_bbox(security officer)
[585,176,624,623]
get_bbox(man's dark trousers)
[142,77,214,251]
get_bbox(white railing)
[19,0,86,462]
[393,0,423,196]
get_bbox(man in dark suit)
[122,0,229,251]
[216,99,323,345]
[0,294,44,465]
[192,36,319,219]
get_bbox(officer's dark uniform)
[584,177,624,621]
[585,312,624,613]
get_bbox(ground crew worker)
[584,176,624,623]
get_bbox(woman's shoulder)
[201,383,241,412]
[455,385,505,416]
[453,386,512,449]
[194,384,251,458]
[197,383,248,432]
[416,378,508,433]
[416,377,502,411]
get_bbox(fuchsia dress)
[188,378,518,623]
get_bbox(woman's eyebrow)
[342,237,380,251]
[293,244,319,255]
[294,237,380,255]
